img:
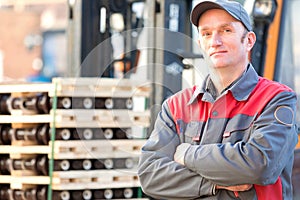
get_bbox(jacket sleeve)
[137,100,215,199]
[183,91,298,186]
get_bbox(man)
[137,0,298,199]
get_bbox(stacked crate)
[0,78,151,200]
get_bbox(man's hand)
[174,143,191,165]
[216,184,253,191]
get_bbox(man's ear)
[247,31,256,51]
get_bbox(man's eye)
[202,32,211,37]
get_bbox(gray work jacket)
[138,65,298,199]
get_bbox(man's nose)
[211,32,222,46]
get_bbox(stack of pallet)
[0,78,151,200]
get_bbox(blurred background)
[0,0,67,82]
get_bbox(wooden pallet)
[8,175,49,189]
[0,82,52,94]
[0,78,150,197]
[0,145,49,155]
[0,175,11,184]
[0,78,151,97]
[51,169,139,190]
[50,77,151,98]
[0,110,150,128]
[2,169,140,190]
[0,140,146,159]
[51,109,150,128]
[50,140,145,159]
[0,114,51,124]
[11,139,38,146]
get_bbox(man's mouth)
[210,50,227,57]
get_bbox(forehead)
[198,9,242,29]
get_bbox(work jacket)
[138,65,298,199]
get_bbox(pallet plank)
[0,175,11,184]
[0,110,150,128]
[9,176,50,189]
[0,140,145,159]
[0,114,51,124]
[50,78,151,97]
[4,170,141,190]
[0,83,52,93]
[0,145,50,154]
[50,140,145,159]
[52,169,139,190]
[51,109,150,128]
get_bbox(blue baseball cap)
[190,0,252,31]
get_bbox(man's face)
[197,9,253,69]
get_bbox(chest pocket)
[176,120,205,144]
[222,114,256,143]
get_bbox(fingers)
[216,184,253,191]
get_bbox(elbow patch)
[274,106,294,126]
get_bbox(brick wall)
[0,10,41,81]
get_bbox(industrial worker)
[137,0,298,199]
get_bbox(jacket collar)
[188,64,259,104]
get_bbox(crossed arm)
[138,92,297,199]
[138,101,254,199]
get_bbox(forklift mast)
[67,0,196,106]
[146,0,194,103]
[67,0,143,78]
